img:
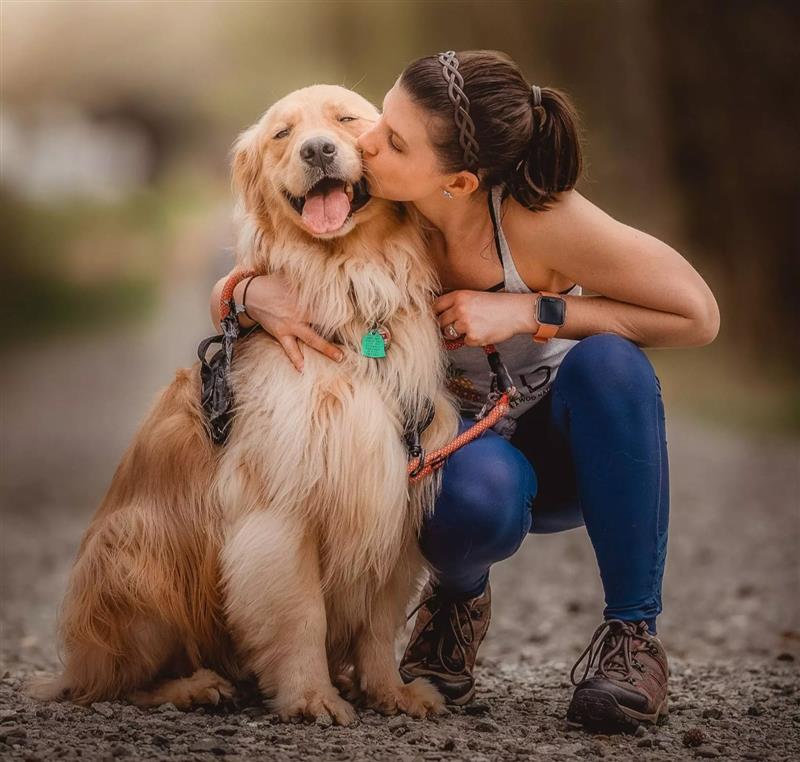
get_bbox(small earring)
[442,190,453,199]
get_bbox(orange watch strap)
[532,290,561,344]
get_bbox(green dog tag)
[361,329,386,358]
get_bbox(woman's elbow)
[688,291,721,347]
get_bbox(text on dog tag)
[361,330,386,358]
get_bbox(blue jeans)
[420,333,669,633]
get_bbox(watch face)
[537,296,566,326]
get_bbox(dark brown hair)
[399,49,584,212]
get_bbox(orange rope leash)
[407,390,511,484]
[219,268,258,323]
[407,340,516,484]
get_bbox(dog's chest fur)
[217,218,447,593]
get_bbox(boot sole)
[399,669,475,706]
[446,684,476,706]
[566,688,669,733]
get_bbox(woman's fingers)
[278,335,305,374]
[295,324,345,363]
[437,306,460,331]
[277,326,345,373]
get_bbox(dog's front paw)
[189,669,236,707]
[128,668,235,710]
[396,678,447,718]
[274,688,358,727]
[332,670,363,703]
[366,678,446,719]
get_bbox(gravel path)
[2,275,798,760]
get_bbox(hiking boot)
[567,619,669,733]
[399,578,492,705]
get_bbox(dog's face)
[232,85,382,241]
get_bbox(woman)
[210,50,719,732]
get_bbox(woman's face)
[356,81,449,202]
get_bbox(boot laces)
[405,588,477,675]
[570,619,653,686]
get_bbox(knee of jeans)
[555,333,657,403]
[437,439,536,562]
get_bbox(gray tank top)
[444,184,582,440]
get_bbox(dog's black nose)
[300,138,337,169]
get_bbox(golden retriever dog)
[26,84,461,725]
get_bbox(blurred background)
[2,0,798,430]
[1,0,798,678]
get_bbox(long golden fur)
[25,84,461,725]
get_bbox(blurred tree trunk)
[651,0,799,370]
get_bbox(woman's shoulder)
[499,189,588,288]
[506,188,611,237]
[504,189,618,278]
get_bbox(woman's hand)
[433,290,532,346]
[212,272,345,373]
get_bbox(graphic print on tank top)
[444,184,582,440]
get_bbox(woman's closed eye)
[387,134,402,152]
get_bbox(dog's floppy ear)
[230,123,274,265]
[231,125,267,216]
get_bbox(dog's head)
[232,84,386,242]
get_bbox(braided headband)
[437,51,480,171]
[437,51,544,173]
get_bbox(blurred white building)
[1,103,152,202]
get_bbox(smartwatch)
[532,291,567,343]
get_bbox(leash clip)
[476,390,502,421]
[408,447,426,478]
[198,298,260,445]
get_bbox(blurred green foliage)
[0,188,165,342]
[1,0,797,433]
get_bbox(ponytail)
[505,87,584,212]
[400,51,584,212]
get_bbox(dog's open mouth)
[283,177,371,236]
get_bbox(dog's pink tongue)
[302,185,350,235]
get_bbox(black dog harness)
[197,300,435,455]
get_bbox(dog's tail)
[23,663,122,706]
[25,366,233,708]
[23,671,73,703]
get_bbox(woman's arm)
[514,190,720,348]
[210,274,257,329]
[209,269,345,372]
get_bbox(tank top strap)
[487,186,505,271]
[488,185,534,294]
